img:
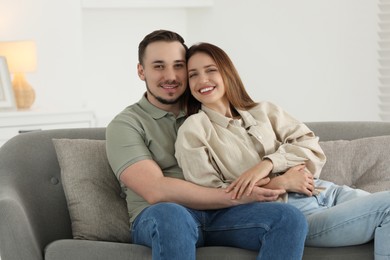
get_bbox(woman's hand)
[226,159,273,199]
[264,164,315,196]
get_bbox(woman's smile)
[199,86,216,94]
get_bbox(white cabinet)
[0,109,96,147]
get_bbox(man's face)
[138,41,187,109]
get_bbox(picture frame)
[0,56,16,111]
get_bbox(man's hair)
[138,29,188,65]
[185,42,257,116]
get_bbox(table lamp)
[0,40,37,109]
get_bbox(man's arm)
[120,159,285,210]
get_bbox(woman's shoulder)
[180,111,211,130]
[249,100,282,113]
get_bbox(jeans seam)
[135,218,164,257]
[203,223,271,232]
[307,210,382,239]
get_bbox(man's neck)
[147,95,182,117]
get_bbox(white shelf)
[0,109,96,147]
[81,0,214,9]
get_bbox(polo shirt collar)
[201,105,257,128]
[139,94,186,120]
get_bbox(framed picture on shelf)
[0,56,16,111]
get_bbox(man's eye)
[174,63,185,69]
[154,65,164,70]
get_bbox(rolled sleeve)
[252,102,326,178]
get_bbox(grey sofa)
[1,121,390,260]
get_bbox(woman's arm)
[227,102,326,199]
[254,102,326,178]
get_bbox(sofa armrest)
[0,128,106,260]
[0,188,42,260]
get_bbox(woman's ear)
[137,63,145,81]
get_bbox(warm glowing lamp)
[0,41,37,109]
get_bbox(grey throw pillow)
[319,135,390,193]
[53,138,131,242]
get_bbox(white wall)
[0,0,84,111]
[187,0,379,122]
[81,8,188,126]
[0,0,381,126]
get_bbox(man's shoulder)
[111,102,148,123]
[120,102,146,116]
[106,103,149,136]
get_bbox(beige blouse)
[175,101,326,189]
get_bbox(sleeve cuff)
[263,153,288,173]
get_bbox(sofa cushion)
[319,135,390,193]
[53,139,131,242]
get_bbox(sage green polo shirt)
[106,95,186,222]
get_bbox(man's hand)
[229,184,286,204]
[226,177,286,204]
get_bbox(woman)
[175,42,390,258]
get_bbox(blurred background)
[0,0,384,126]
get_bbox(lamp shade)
[0,41,37,73]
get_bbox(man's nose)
[164,67,176,80]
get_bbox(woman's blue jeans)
[131,202,308,260]
[288,179,390,260]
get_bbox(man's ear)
[137,63,145,81]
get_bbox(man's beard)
[146,81,183,105]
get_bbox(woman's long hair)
[185,43,257,116]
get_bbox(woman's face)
[187,52,228,109]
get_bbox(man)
[106,29,308,260]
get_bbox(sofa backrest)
[306,121,390,141]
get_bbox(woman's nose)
[200,74,209,83]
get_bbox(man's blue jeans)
[131,202,307,260]
[288,179,390,260]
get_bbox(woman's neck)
[203,101,240,119]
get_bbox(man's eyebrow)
[151,60,185,64]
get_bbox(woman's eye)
[188,73,197,78]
